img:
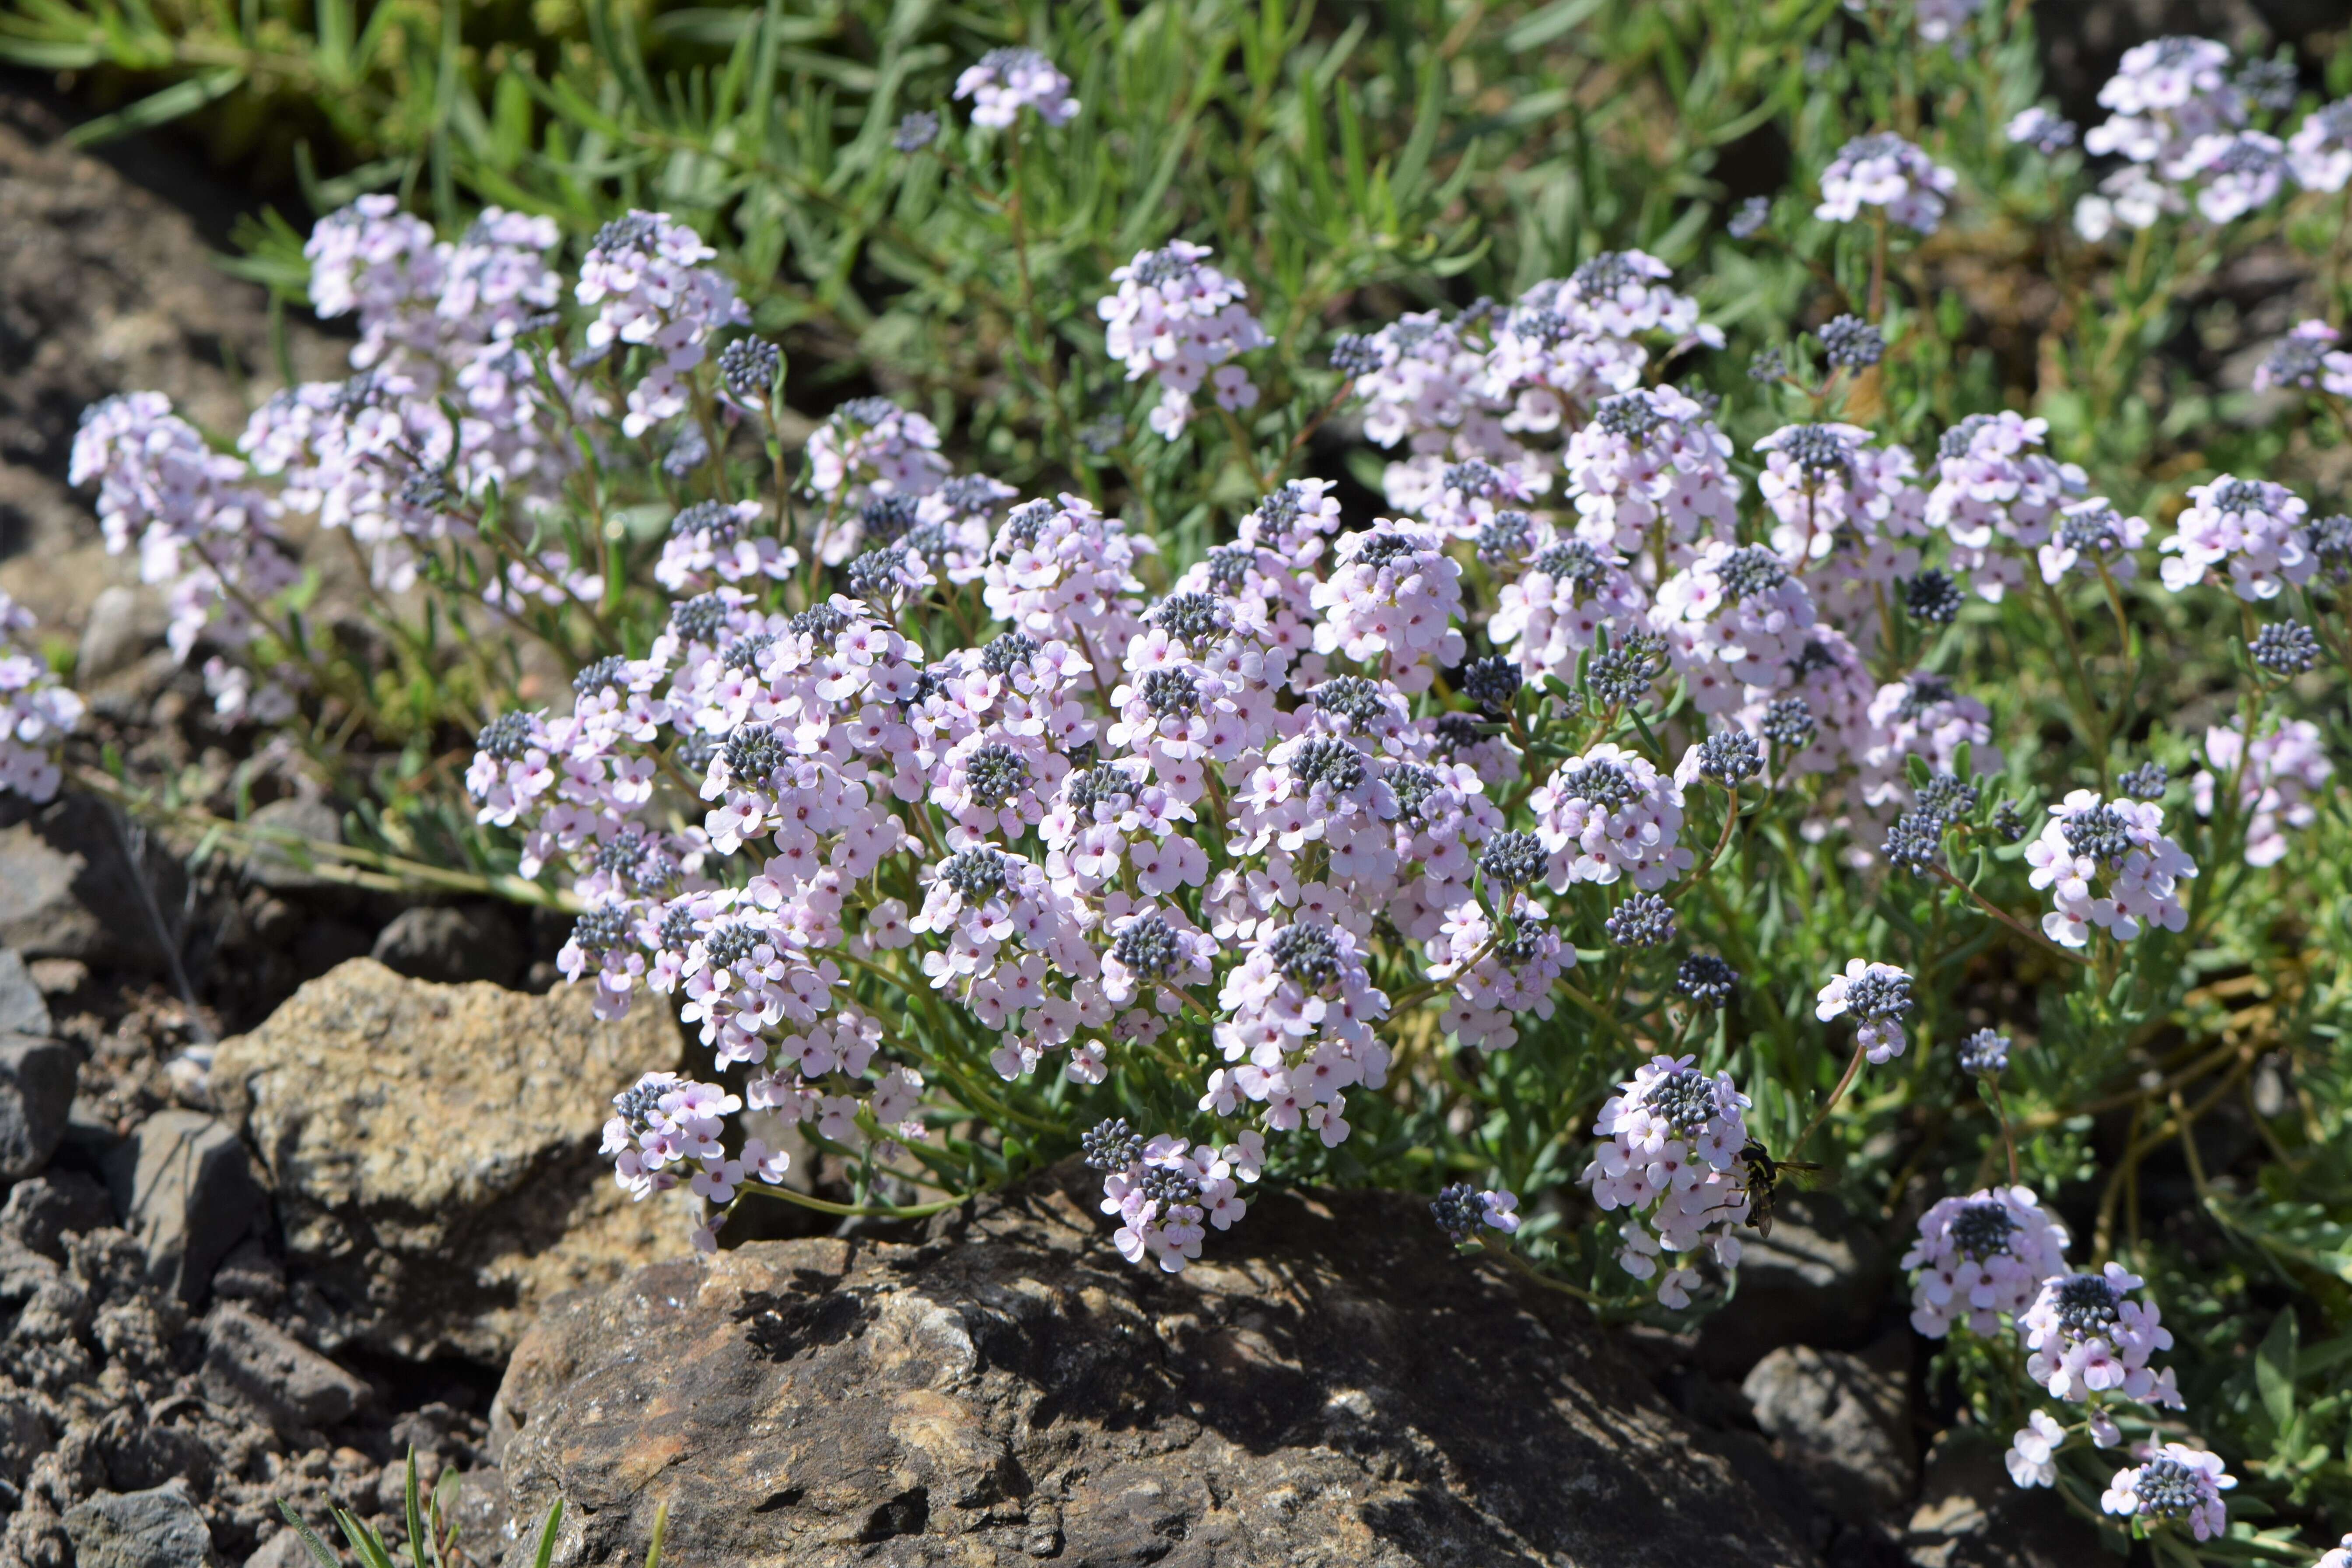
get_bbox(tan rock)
[212,959,686,1361]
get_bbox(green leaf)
[403,1450,428,1568]
[275,1504,343,1568]
[65,67,244,145]
[1501,0,1606,52]
[530,1501,564,1568]
[2255,1310,2297,1431]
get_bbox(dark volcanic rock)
[369,905,524,988]
[200,1304,371,1438]
[492,1165,1816,1568]
[0,793,190,975]
[103,1110,267,1306]
[0,1035,76,1182]
[62,1484,213,1568]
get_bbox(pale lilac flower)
[1581,1055,1754,1305]
[2085,37,2243,171]
[1815,133,1959,234]
[2252,319,2352,396]
[2037,498,2149,586]
[1915,0,1982,45]
[1903,1186,2072,1337]
[2008,107,2077,154]
[1531,743,1693,891]
[2317,1533,2352,1568]
[2021,1261,2183,1408]
[2194,718,2333,866]
[1308,525,1467,691]
[576,211,750,438]
[1926,412,2086,599]
[2159,476,2314,600]
[2175,129,2288,221]
[1483,253,1720,434]
[1558,385,1739,558]
[2006,1411,2065,1488]
[2288,100,2352,192]
[1651,540,1820,716]
[2025,792,2196,947]
[2074,164,2186,239]
[1816,959,1914,1063]
[954,47,1078,130]
[0,593,80,803]
[1098,242,1267,438]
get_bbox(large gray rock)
[240,799,347,896]
[492,1165,1816,1568]
[104,1110,267,1305]
[211,960,686,1361]
[0,1035,76,1182]
[200,1304,370,1438]
[1742,1337,1917,1527]
[62,1484,213,1568]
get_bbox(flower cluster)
[578,211,751,437]
[1816,958,1915,1063]
[953,48,1078,129]
[0,594,80,802]
[2022,1262,2183,1409]
[1814,133,1959,234]
[1924,412,2086,599]
[2160,476,2315,600]
[1098,242,1267,438]
[2102,1444,2234,1542]
[2024,792,2196,947]
[2194,718,2333,866]
[1902,1186,2071,1337]
[1580,1055,1753,1307]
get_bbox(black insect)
[1738,1140,1824,1238]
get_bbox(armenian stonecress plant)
[16,3,2352,1560]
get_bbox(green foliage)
[276,1451,567,1568]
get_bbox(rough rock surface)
[0,794,191,974]
[1742,1337,1917,1526]
[1697,1192,1892,1375]
[200,1304,371,1438]
[62,1484,214,1568]
[370,906,525,989]
[212,960,686,1361]
[0,1036,77,1183]
[102,1109,267,1305]
[492,1164,1816,1568]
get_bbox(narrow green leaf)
[2255,1311,2297,1431]
[275,1504,343,1568]
[530,1502,564,1568]
[65,67,244,146]
[1501,0,1606,51]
